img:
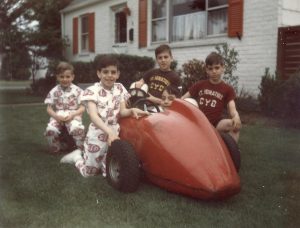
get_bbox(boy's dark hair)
[155,44,172,58]
[96,55,120,71]
[205,52,224,66]
[163,85,181,98]
[56,61,74,75]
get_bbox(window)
[151,0,228,43]
[80,15,89,51]
[115,11,127,43]
[73,13,94,54]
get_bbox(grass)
[0,80,43,105]
[0,104,299,227]
[0,80,31,87]
[0,90,44,104]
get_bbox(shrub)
[30,75,56,97]
[278,71,300,120]
[72,61,96,84]
[258,68,300,127]
[180,58,206,94]
[236,88,259,114]
[258,68,282,117]
[215,43,239,92]
[94,54,155,88]
[30,54,155,96]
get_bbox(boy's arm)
[147,93,163,105]
[87,101,119,146]
[64,104,85,122]
[181,91,191,99]
[227,100,242,129]
[119,101,149,118]
[134,78,145,89]
[46,105,65,123]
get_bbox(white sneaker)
[60,149,82,164]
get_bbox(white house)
[60,0,300,94]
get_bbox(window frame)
[150,0,228,44]
[115,10,127,44]
[79,14,89,53]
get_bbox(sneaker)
[60,149,82,164]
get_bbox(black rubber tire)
[220,132,241,172]
[106,139,140,193]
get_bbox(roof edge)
[60,0,105,13]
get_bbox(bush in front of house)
[236,88,259,114]
[215,43,240,93]
[277,70,300,120]
[180,59,206,94]
[94,54,155,88]
[180,43,240,95]
[72,61,97,84]
[30,75,56,96]
[258,68,300,127]
[30,54,155,95]
[258,68,282,117]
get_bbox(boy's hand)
[131,108,150,119]
[56,115,67,123]
[107,130,120,146]
[64,113,75,122]
[232,115,242,130]
[135,80,144,88]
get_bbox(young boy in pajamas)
[44,61,85,153]
[60,55,149,177]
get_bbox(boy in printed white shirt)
[60,56,149,177]
[44,62,85,154]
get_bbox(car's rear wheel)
[106,139,140,192]
[220,132,241,172]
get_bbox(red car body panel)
[119,99,241,200]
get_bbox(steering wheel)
[128,88,148,108]
[128,88,148,98]
[131,98,161,113]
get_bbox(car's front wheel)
[106,139,140,192]
[220,132,241,172]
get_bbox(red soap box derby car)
[106,91,241,200]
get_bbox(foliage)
[180,58,206,94]
[0,0,72,81]
[258,68,282,117]
[30,54,155,94]
[276,71,300,124]
[258,68,300,127]
[0,45,31,80]
[236,88,259,114]
[94,54,155,88]
[30,75,56,96]
[72,61,97,84]
[215,43,240,92]
[23,0,72,59]
[180,43,239,94]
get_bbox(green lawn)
[0,90,44,104]
[0,104,299,228]
[0,80,44,105]
[0,80,32,87]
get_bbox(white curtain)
[207,9,227,35]
[172,12,206,41]
[152,20,166,41]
